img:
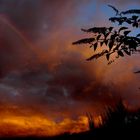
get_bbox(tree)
[72,5,140,66]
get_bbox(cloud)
[0,0,139,124]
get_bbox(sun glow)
[0,113,90,137]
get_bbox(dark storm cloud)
[0,0,43,38]
[0,0,92,40]
[0,53,121,117]
[0,0,139,39]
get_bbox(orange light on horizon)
[94,115,103,127]
[0,114,89,137]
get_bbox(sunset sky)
[0,0,140,137]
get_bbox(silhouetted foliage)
[73,5,140,65]
[4,101,140,139]
[101,101,127,128]
[86,112,95,130]
[48,101,140,140]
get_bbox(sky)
[0,0,140,136]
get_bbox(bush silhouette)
[73,5,140,66]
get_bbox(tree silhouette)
[73,5,140,66]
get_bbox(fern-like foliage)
[72,5,140,64]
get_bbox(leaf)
[132,15,139,20]
[110,34,117,40]
[81,27,107,34]
[113,43,121,51]
[97,34,101,40]
[121,9,140,15]
[89,44,94,48]
[106,53,110,61]
[100,42,104,46]
[118,20,123,25]
[124,30,131,36]
[134,70,140,74]
[135,23,139,28]
[109,17,116,22]
[105,32,110,39]
[126,39,137,51]
[94,43,98,51]
[72,38,95,45]
[109,41,114,51]
[113,46,118,51]
[123,37,130,45]
[104,40,108,46]
[126,19,132,24]
[86,50,108,61]
[118,27,128,33]
[118,50,124,57]
[108,27,113,32]
[136,33,140,37]
[86,54,99,61]
[108,60,115,65]
[132,22,139,28]
[123,49,131,55]
[81,28,88,32]
[132,37,140,43]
